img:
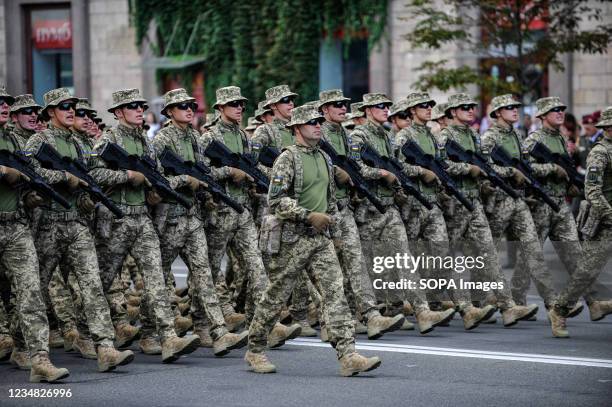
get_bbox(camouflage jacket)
[480,122,522,179]
[585,136,612,220]
[252,117,293,149]
[8,123,35,149]
[524,126,569,196]
[71,130,95,154]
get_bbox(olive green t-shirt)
[0,132,19,212]
[298,150,329,213]
[109,133,146,205]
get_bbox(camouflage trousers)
[355,201,429,313]
[0,220,49,354]
[226,242,248,313]
[48,268,80,335]
[402,200,471,310]
[557,219,612,307]
[444,198,515,310]
[205,207,267,325]
[248,232,355,359]
[0,286,8,336]
[95,212,178,341]
[512,199,605,304]
[487,195,556,306]
[157,210,229,341]
[35,215,114,346]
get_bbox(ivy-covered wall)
[131,0,388,114]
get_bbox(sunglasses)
[226,100,245,108]
[330,100,348,109]
[372,103,390,110]
[304,118,324,126]
[175,102,197,111]
[417,102,435,109]
[58,102,76,111]
[0,97,11,106]
[18,107,39,115]
[396,111,410,120]
[459,104,476,112]
[549,106,566,113]
[75,109,88,118]
[124,102,147,110]
[278,96,295,105]
[502,105,518,111]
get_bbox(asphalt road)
[0,243,611,407]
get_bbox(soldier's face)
[391,115,411,130]
[367,105,389,124]
[73,115,89,132]
[49,104,75,128]
[262,112,274,124]
[117,104,145,127]
[499,106,519,123]
[220,103,243,123]
[603,126,612,138]
[14,109,40,131]
[354,117,367,126]
[295,120,322,146]
[543,109,565,128]
[169,105,194,124]
[322,103,347,124]
[415,106,432,123]
[0,99,10,124]
[453,105,476,123]
[272,100,294,121]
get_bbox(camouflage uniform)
[249,104,355,358]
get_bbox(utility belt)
[41,210,81,222]
[114,204,149,216]
[165,203,199,218]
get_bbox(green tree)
[404,0,612,103]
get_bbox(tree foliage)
[403,0,612,102]
[130,0,388,115]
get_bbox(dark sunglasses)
[175,102,197,111]
[549,106,566,113]
[58,102,76,111]
[330,101,348,109]
[459,104,476,112]
[502,105,518,111]
[18,107,39,115]
[417,102,435,109]
[372,103,390,110]
[0,97,12,106]
[226,100,245,108]
[278,96,295,105]
[124,102,146,110]
[396,111,410,120]
[75,109,88,118]
[304,118,324,126]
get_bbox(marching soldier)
[387,99,411,144]
[255,100,274,124]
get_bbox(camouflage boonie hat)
[285,104,324,128]
[213,86,247,109]
[342,119,356,130]
[108,88,148,112]
[347,102,364,119]
[76,98,95,112]
[203,112,219,129]
[431,103,448,120]
[255,100,272,120]
[446,93,478,111]
[10,94,41,113]
[0,86,15,105]
[595,106,612,128]
[405,92,436,109]
[489,94,521,118]
[535,96,566,117]
[303,100,322,109]
[162,88,197,115]
[359,93,392,111]
[318,89,350,106]
[245,117,262,131]
[263,85,298,108]
[41,87,79,119]
[388,99,411,118]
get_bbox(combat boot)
[366,314,405,340]
[402,302,414,316]
[161,334,200,363]
[320,325,329,343]
[0,334,14,361]
[566,302,584,318]
[224,313,246,333]
[279,309,292,325]
[127,305,140,323]
[178,302,191,316]
[307,303,319,327]
[297,320,317,337]
[548,308,569,338]
[502,304,538,327]
[441,301,456,311]
[400,319,415,330]
[588,300,612,321]
[127,294,141,307]
[175,286,189,297]
[97,345,135,372]
[49,328,63,348]
[174,315,193,337]
[194,327,213,348]
[115,322,140,348]
[245,350,276,373]
[213,331,249,357]
[339,352,381,377]
[10,349,31,370]
[29,352,69,383]
[138,336,162,355]
[415,309,455,334]
[354,320,368,334]
[461,305,496,330]
[62,328,79,352]
[73,336,97,359]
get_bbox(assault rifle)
[256,145,281,168]
[204,140,269,193]
[529,142,584,190]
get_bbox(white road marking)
[288,338,612,369]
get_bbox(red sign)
[32,20,72,49]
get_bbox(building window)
[319,38,369,102]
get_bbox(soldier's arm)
[251,125,274,178]
[393,129,424,177]
[89,129,130,187]
[24,133,69,184]
[524,133,556,177]
[147,136,187,190]
[349,130,384,180]
[268,151,307,221]
[438,129,471,176]
[585,146,612,219]
[197,131,231,182]
[480,130,514,177]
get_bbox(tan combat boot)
[213,331,249,357]
[10,349,31,370]
[97,345,135,372]
[178,302,191,316]
[320,325,329,343]
[588,300,612,321]
[62,328,79,352]
[366,314,405,340]
[548,308,569,338]
[224,313,246,333]
[268,323,301,348]
[138,336,162,355]
[127,294,141,307]
[297,320,317,337]
[49,328,64,348]
[354,320,368,334]
[461,305,496,330]
[400,319,415,330]
[502,304,538,327]
[73,336,97,359]
[339,352,382,377]
[174,315,193,337]
[245,350,276,373]
[29,352,69,383]
[441,301,456,311]
[194,327,214,348]
[115,322,140,348]
[566,302,584,318]
[279,309,292,325]
[403,302,414,316]
[0,334,14,361]
[161,334,200,363]
[127,305,140,323]
[307,303,319,327]
[415,309,455,334]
